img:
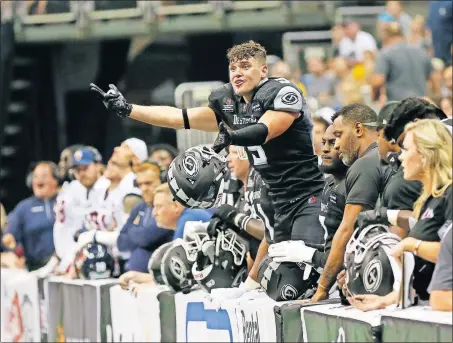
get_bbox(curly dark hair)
[226,40,267,64]
[383,97,447,141]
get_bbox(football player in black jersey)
[269,125,348,273]
[310,104,390,303]
[90,41,325,249]
[211,146,276,291]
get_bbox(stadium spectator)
[332,56,362,107]
[2,162,58,271]
[152,184,211,240]
[301,56,335,104]
[429,58,446,104]
[350,119,452,310]
[269,60,306,95]
[148,143,179,171]
[57,144,85,187]
[429,224,452,312]
[372,22,432,101]
[339,20,377,66]
[117,160,174,273]
[0,203,25,268]
[407,14,433,55]
[384,1,412,38]
[427,0,453,64]
[443,65,452,97]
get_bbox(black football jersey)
[312,174,347,270]
[208,78,324,215]
[245,168,275,244]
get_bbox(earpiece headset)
[25,161,60,189]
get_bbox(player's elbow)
[430,290,453,311]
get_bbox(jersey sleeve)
[259,80,304,114]
[428,227,452,293]
[208,84,230,125]
[345,159,381,209]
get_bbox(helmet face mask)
[74,243,114,280]
[167,146,227,209]
[345,225,401,297]
[192,229,249,293]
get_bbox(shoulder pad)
[208,83,234,102]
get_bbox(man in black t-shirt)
[90,40,325,248]
[357,97,447,235]
[310,104,389,302]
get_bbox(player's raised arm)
[89,83,219,132]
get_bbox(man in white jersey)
[34,147,107,276]
[76,138,147,270]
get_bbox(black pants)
[273,194,325,249]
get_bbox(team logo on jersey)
[308,196,317,204]
[281,92,299,105]
[421,208,434,220]
[363,259,383,293]
[280,284,298,300]
[182,153,200,177]
[223,99,234,113]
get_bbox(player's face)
[333,116,359,167]
[32,164,58,199]
[377,129,393,163]
[103,159,122,182]
[152,193,178,229]
[400,131,424,181]
[112,143,134,168]
[313,121,327,156]
[227,145,250,181]
[58,149,73,180]
[74,163,99,188]
[136,170,161,206]
[150,150,173,170]
[229,57,267,99]
[320,126,346,174]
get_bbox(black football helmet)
[167,146,227,209]
[73,242,114,280]
[161,239,196,293]
[192,229,249,293]
[345,224,401,297]
[148,241,173,285]
[257,254,319,301]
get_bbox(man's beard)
[340,134,359,167]
[319,157,349,175]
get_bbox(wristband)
[387,210,400,226]
[182,108,190,129]
[235,214,251,232]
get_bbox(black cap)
[377,101,401,129]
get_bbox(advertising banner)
[47,277,117,342]
[1,269,40,342]
[381,306,453,343]
[301,303,383,343]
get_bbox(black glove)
[212,122,232,154]
[89,83,132,118]
[212,204,238,227]
[356,207,389,230]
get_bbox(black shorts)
[273,194,325,248]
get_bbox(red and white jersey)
[53,177,110,268]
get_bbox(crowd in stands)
[0,0,452,316]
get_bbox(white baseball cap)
[124,138,148,163]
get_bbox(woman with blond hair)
[349,119,452,311]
